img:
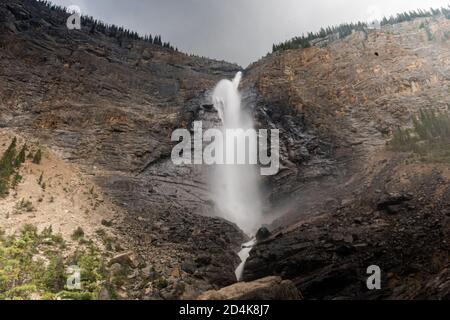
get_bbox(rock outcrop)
[198,276,302,300]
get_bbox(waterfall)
[211,72,263,235]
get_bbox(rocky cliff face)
[241,16,450,299]
[1,0,450,300]
[0,0,245,299]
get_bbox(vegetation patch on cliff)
[0,224,108,300]
[388,107,450,163]
[0,138,25,198]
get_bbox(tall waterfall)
[211,72,262,235]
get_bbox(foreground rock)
[198,276,302,300]
[255,227,271,241]
[108,251,141,268]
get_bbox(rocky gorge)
[0,0,449,300]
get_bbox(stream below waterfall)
[235,239,256,281]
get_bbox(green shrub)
[69,247,106,292]
[37,172,46,190]
[41,255,66,293]
[0,139,29,197]
[155,277,168,289]
[101,219,113,227]
[12,173,22,188]
[4,284,39,300]
[14,145,26,167]
[20,224,39,241]
[71,227,85,241]
[0,138,18,197]
[15,199,34,213]
[32,149,42,165]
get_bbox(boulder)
[256,227,271,241]
[198,276,302,300]
[377,192,413,211]
[108,251,140,268]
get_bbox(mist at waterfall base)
[210,72,263,236]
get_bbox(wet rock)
[198,276,302,300]
[202,104,214,111]
[386,204,406,215]
[256,227,271,241]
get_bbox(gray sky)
[51,0,450,66]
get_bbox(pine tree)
[0,138,18,197]
[32,149,42,165]
[14,145,27,167]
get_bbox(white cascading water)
[211,72,262,235]
[234,239,256,281]
[211,72,262,280]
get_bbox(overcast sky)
[50,0,450,66]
